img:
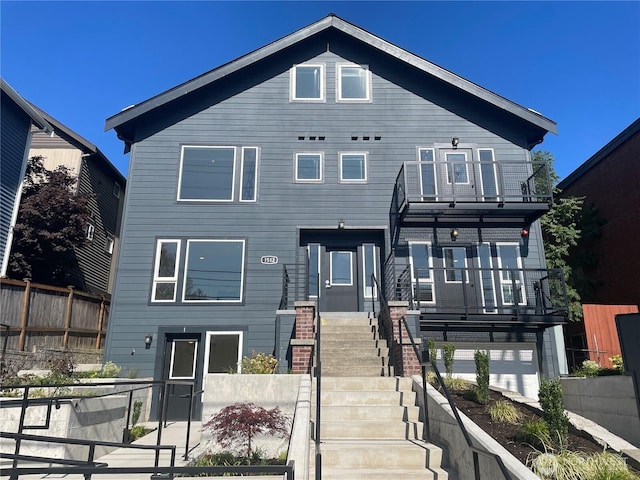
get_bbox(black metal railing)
[395,159,552,208]
[398,316,513,480]
[371,274,397,378]
[280,263,309,309]
[313,273,322,480]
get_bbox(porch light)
[521,228,529,237]
[450,229,459,241]
[451,137,459,149]
[338,219,345,229]
[144,335,153,349]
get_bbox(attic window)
[291,64,325,101]
[337,64,371,102]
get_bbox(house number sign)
[260,256,279,265]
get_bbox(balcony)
[392,160,552,225]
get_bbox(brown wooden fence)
[0,278,109,352]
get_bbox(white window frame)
[408,242,435,304]
[496,243,527,306]
[151,239,181,303]
[168,339,198,379]
[105,235,114,255]
[177,145,237,202]
[477,148,499,201]
[308,244,321,299]
[329,251,353,286]
[362,244,377,299]
[418,148,438,198]
[290,63,325,102]
[477,243,497,313]
[443,247,469,283]
[445,151,470,185]
[295,152,324,183]
[86,222,95,241]
[203,331,244,375]
[336,63,372,102]
[182,239,246,303]
[240,146,259,202]
[339,152,368,183]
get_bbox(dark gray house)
[105,15,568,414]
[0,79,52,278]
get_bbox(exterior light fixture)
[521,228,529,237]
[338,219,345,229]
[450,229,459,241]
[144,335,153,349]
[451,137,459,149]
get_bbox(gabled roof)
[558,117,640,190]
[30,103,126,185]
[1,78,53,134]
[105,14,557,148]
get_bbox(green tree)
[7,156,92,287]
[535,151,584,321]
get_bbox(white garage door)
[436,342,540,400]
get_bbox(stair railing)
[371,274,397,377]
[314,272,322,480]
[398,316,513,480]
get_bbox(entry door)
[162,334,199,421]
[437,246,480,313]
[322,247,358,311]
[438,148,475,200]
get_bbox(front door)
[438,148,476,201]
[162,334,199,421]
[322,247,359,311]
[437,246,480,313]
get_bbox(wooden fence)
[0,278,109,352]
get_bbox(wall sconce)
[451,137,459,149]
[450,229,459,241]
[521,228,529,237]
[338,219,345,229]
[144,335,153,349]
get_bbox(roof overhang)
[1,78,53,134]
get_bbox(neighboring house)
[104,14,568,417]
[0,79,53,278]
[25,106,127,295]
[558,118,640,371]
[558,118,640,308]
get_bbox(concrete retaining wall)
[411,376,540,480]
[560,375,640,447]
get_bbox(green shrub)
[127,425,150,442]
[132,400,143,426]
[474,350,490,405]
[610,355,624,374]
[443,377,470,391]
[99,361,122,378]
[241,351,278,374]
[442,343,456,378]
[529,449,639,480]
[586,451,638,480]
[427,339,437,363]
[516,418,551,449]
[539,378,569,449]
[487,400,521,424]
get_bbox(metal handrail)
[314,272,322,480]
[398,316,513,480]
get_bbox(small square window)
[291,64,324,101]
[86,222,95,241]
[113,182,121,198]
[105,236,114,255]
[340,153,367,182]
[295,153,323,182]
[337,64,371,102]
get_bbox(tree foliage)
[7,156,92,287]
[536,151,584,321]
[203,402,289,461]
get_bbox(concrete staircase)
[310,314,450,479]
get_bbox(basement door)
[162,334,200,421]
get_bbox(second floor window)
[291,64,324,101]
[337,64,371,101]
[295,153,323,182]
[340,153,367,182]
[178,146,236,201]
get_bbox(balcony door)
[438,148,475,200]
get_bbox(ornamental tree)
[203,402,289,461]
[7,156,92,287]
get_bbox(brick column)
[389,301,421,376]
[290,301,316,374]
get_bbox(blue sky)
[2,1,638,180]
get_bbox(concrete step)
[318,404,421,422]
[320,324,377,334]
[318,331,381,342]
[318,419,424,439]
[315,389,416,406]
[314,467,439,480]
[317,376,413,391]
[320,345,388,356]
[321,365,388,377]
[321,352,387,365]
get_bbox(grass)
[487,400,522,424]
[529,450,639,480]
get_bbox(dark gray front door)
[437,246,480,313]
[162,334,199,421]
[322,247,359,311]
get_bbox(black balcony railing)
[279,263,309,310]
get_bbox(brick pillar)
[389,301,421,376]
[290,301,316,374]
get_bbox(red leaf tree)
[203,402,289,461]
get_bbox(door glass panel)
[498,244,526,305]
[330,251,352,286]
[419,149,436,198]
[478,244,496,313]
[444,247,467,282]
[169,340,197,379]
[446,152,469,184]
[206,333,241,374]
[363,244,377,298]
[308,244,320,298]
[409,243,434,303]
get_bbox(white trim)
[307,244,321,299]
[203,331,243,375]
[477,148,499,201]
[443,246,468,283]
[417,147,438,199]
[339,151,368,183]
[182,239,245,303]
[445,151,470,184]
[169,339,198,379]
[86,222,95,242]
[329,251,353,286]
[408,241,436,304]
[105,235,115,255]
[151,239,181,302]
[240,146,259,202]
[290,63,325,102]
[362,244,378,299]
[477,243,497,313]
[496,243,527,305]
[336,63,372,102]
[177,145,237,202]
[295,152,324,183]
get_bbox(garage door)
[436,342,540,400]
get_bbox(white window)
[418,148,437,198]
[86,222,95,241]
[308,244,320,299]
[113,182,121,198]
[295,153,323,182]
[478,149,499,200]
[337,64,371,101]
[204,331,243,374]
[445,152,469,184]
[178,146,236,201]
[105,235,114,255]
[182,240,245,303]
[291,64,325,101]
[363,244,377,299]
[497,243,526,305]
[151,239,181,302]
[409,242,435,303]
[340,152,367,182]
[443,247,468,283]
[477,243,497,313]
[169,339,198,379]
[330,251,353,286]
[240,147,259,202]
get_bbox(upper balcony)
[392,159,553,225]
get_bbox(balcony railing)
[394,160,552,218]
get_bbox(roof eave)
[1,78,53,134]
